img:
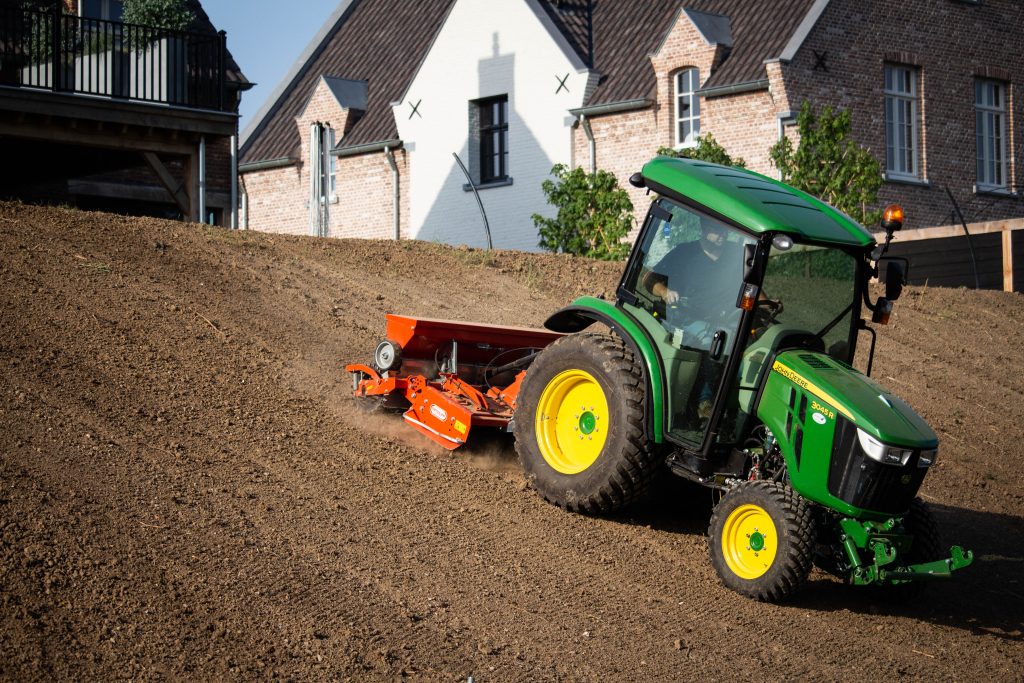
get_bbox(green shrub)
[657,133,745,168]
[769,101,882,225]
[533,164,633,260]
[122,0,193,32]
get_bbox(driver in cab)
[643,217,743,332]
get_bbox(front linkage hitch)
[838,517,974,586]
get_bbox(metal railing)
[0,6,228,111]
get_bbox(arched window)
[675,68,701,147]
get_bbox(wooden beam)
[67,179,231,208]
[873,217,1024,243]
[0,120,194,155]
[0,86,238,137]
[1003,229,1014,292]
[141,152,191,216]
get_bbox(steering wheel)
[752,298,783,335]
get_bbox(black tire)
[708,481,815,602]
[887,497,944,600]
[513,332,659,514]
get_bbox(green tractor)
[514,156,973,601]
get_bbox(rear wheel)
[708,481,815,601]
[513,332,659,514]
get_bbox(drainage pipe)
[579,114,596,174]
[384,145,400,240]
[775,111,797,180]
[240,187,248,230]
[229,133,238,229]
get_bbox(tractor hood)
[770,351,938,449]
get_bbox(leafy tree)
[533,164,634,260]
[122,0,193,32]
[769,101,882,225]
[658,133,746,168]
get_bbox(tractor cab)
[616,178,864,464]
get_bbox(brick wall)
[571,0,1023,235]
[778,0,1024,229]
[241,150,409,238]
[703,89,781,174]
[240,164,306,234]
[572,108,658,238]
[242,77,409,238]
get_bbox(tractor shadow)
[791,504,1024,641]
[459,434,1023,639]
[613,489,1023,639]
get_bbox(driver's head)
[699,217,727,260]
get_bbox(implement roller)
[347,313,562,449]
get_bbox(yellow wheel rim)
[534,369,609,475]
[721,503,778,580]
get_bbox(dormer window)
[675,67,701,148]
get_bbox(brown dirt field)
[1,201,1022,681]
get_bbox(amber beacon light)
[881,204,904,232]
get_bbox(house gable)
[393,0,591,249]
[239,0,454,166]
[648,7,725,147]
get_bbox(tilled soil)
[1,201,1022,681]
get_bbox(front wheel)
[513,332,659,514]
[708,481,815,602]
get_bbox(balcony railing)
[0,6,229,111]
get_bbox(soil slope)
[1,201,1022,681]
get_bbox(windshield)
[759,243,859,361]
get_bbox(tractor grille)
[827,416,927,516]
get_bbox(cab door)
[618,199,755,448]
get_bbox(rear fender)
[544,296,665,443]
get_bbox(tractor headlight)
[857,428,913,466]
[918,447,938,468]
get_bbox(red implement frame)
[345,314,563,449]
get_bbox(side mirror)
[742,243,756,281]
[885,261,905,301]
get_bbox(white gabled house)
[393,0,590,248]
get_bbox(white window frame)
[326,126,338,200]
[674,68,701,148]
[884,64,920,180]
[975,79,1008,191]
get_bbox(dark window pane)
[82,0,103,17]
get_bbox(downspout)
[384,145,400,240]
[230,133,238,229]
[240,185,248,230]
[198,136,207,223]
[579,114,596,174]
[775,111,797,180]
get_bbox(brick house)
[0,0,249,226]
[240,0,1023,252]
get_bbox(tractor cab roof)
[641,157,875,248]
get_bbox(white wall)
[394,0,590,251]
